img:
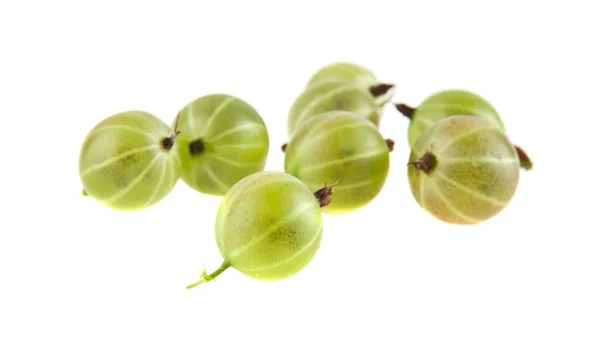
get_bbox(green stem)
[187,261,231,289]
[82,189,88,196]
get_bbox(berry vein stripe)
[235,222,323,273]
[432,182,478,224]
[216,143,267,149]
[207,122,265,143]
[142,158,167,208]
[186,104,197,135]
[296,83,361,123]
[199,96,237,138]
[435,171,508,207]
[227,201,317,260]
[294,122,376,164]
[81,144,158,177]
[298,150,388,174]
[442,157,519,165]
[208,153,256,168]
[437,127,498,154]
[216,174,290,252]
[89,125,156,143]
[105,155,162,204]
[203,165,231,192]
[132,112,164,133]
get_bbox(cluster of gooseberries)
[78,62,532,289]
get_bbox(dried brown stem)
[161,112,182,151]
[514,145,533,170]
[385,139,395,152]
[407,152,437,174]
[281,143,288,152]
[395,103,415,120]
[313,180,339,208]
[369,83,395,98]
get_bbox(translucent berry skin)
[173,94,269,196]
[307,62,378,88]
[285,111,390,214]
[407,89,505,148]
[214,171,324,281]
[408,115,520,225]
[305,62,395,108]
[287,79,380,138]
[79,111,181,211]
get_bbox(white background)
[1,1,599,358]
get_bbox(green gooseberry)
[287,79,388,138]
[305,61,396,108]
[173,94,270,196]
[395,89,532,170]
[407,115,521,225]
[187,171,334,288]
[79,110,182,211]
[284,110,393,215]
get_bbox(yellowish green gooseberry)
[287,79,391,138]
[284,110,393,215]
[407,115,521,225]
[187,171,334,287]
[305,61,396,108]
[79,110,182,211]
[395,89,533,170]
[173,94,270,196]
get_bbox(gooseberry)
[305,62,395,108]
[395,89,533,170]
[407,115,521,225]
[287,79,388,138]
[284,110,393,215]
[79,110,182,211]
[187,171,334,287]
[173,94,270,196]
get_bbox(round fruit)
[284,110,392,215]
[395,89,532,170]
[173,94,270,196]
[407,115,520,225]
[306,62,395,107]
[79,110,182,211]
[187,171,334,288]
[287,79,382,138]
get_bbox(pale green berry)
[407,115,520,225]
[174,94,270,196]
[395,89,532,170]
[284,111,392,215]
[306,62,395,107]
[287,79,382,138]
[79,110,182,211]
[187,171,334,288]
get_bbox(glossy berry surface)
[79,110,181,211]
[187,171,329,287]
[285,111,390,214]
[401,89,505,149]
[287,79,380,138]
[305,62,395,108]
[174,94,269,196]
[407,115,520,225]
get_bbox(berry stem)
[385,139,395,152]
[514,145,533,170]
[82,189,88,196]
[407,152,437,174]
[161,112,182,151]
[394,103,415,120]
[314,180,338,208]
[187,261,231,289]
[369,83,395,98]
[281,143,288,152]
